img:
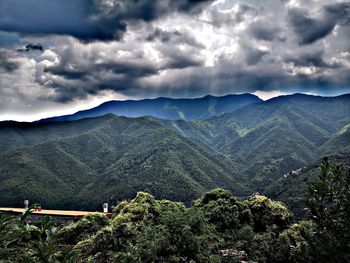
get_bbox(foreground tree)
[306,157,350,263]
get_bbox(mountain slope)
[230,93,350,130]
[39,93,262,122]
[0,93,349,210]
[156,94,350,191]
[0,116,114,154]
[0,115,249,210]
[320,124,350,155]
[265,153,350,219]
[158,94,350,151]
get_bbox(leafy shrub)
[57,213,109,244]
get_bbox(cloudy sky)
[0,0,349,121]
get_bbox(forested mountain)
[161,94,350,190]
[320,124,350,155]
[1,155,349,263]
[0,93,349,211]
[0,115,248,210]
[0,116,116,154]
[40,93,261,122]
[266,154,350,219]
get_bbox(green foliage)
[77,192,221,262]
[1,167,350,263]
[320,124,350,155]
[193,189,252,247]
[29,216,58,262]
[306,157,350,263]
[57,213,109,245]
[265,154,350,219]
[0,98,349,262]
[246,195,293,232]
[270,220,315,263]
[0,115,248,210]
[164,95,350,192]
[0,206,77,263]
[1,95,350,211]
[0,213,16,260]
[70,190,305,263]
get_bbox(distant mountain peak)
[38,93,262,123]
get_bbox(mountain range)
[0,93,349,215]
[39,93,262,121]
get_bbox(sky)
[0,0,349,121]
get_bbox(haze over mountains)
[39,93,262,121]
[0,93,349,215]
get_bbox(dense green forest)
[0,158,349,263]
[0,115,248,210]
[162,93,350,191]
[0,94,349,215]
[266,154,350,219]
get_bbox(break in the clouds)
[0,0,349,121]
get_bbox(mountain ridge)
[0,93,349,211]
[37,93,262,122]
[0,114,249,210]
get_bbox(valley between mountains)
[0,93,349,216]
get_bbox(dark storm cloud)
[40,43,204,102]
[324,2,350,23]
[284,49,335,68]
[245,49,269,66]
[42,73,143,103]
[238,43,269,66]
[145,28,204,48]
[0,50,19,72]
[146,28,179,42]
[44,60,159,81]
[18,44,44,52]
[100,62,159,77]
[97,0,210,22]
[43,67,88,81]
[42,65,157,101]
[33,0,350,103]
[288,9,335,45]
[0,0,116,41]
[140,60,348,99]
[288,2,350,45]
[1,0,350,121]
[162,52,204,69]
[249,23,283,42]
[0,0,210,41]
